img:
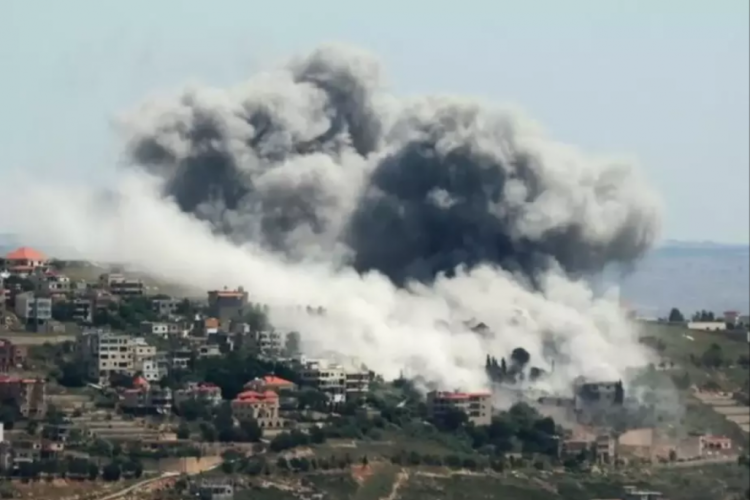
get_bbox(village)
[0,246,747,500]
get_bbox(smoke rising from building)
[0,44,662,395]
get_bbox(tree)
[284,331,301,357]
[239,418,263,443]
[510,347,530,369]
[701,343,724,368]
[176,423,190,440]
[668,308,685,323]
[102,462,121,482]
[56,361,88,387]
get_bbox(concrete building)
[141,321,169,336]
[189,480,234,500]
[687,321,727,331]
[99,273,144,298]
[0,376,46,418]
[573,379,624,422]
[426,390,492,427]
[77,330,155,385]
[299,359,346,403]
[231,390,282,428]
[72,298,93,323]
[37,272,71,295]
[0,339,26,372]
[13,292,52,332]
[198,344,222,358]
[247,330,284,358]
[174,382,223,409]
[700,435,733,455]
[137,355,169,383]
[152,297,180,318]
[4,247,47,274]
[207,287,248,327]
[121,377,172,414]
[297,359,371,403]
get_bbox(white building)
[298,358,371,403]
[77,330,156,385]
[14,292,52,331]
[247,330,284,358]
[687,321,727,332]
[99,273,144,298]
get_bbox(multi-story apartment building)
[121,380,173,414]
[207,287,248,327]
[4,247,47,273]
[72,298,93,323]
[231,390,282,428]
[426,390,492,427]
[298,358,371,403]
[0,376,46,418]
[38,273,71,295]
[99,273,144,298]
[247,330,283,358]
[138,356,169,383]
[0,339,27,372]
[151,297,181,318]
[13,292,52,332]
[77,330,156,385]
[573,378,624,422]
[140,321,185,338]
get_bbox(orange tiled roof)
[6,247,46,261]
[235,390,278,402]
[263,375,293,386]
[204,317,219,329]
[133,376,149,389]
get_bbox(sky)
[1,0,748,244]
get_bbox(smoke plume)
[0,44,662,395]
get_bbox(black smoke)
[123,44,660,286]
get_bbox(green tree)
[701,343,724,368]
[239,418,263,443]
[668,308,685,323]
[176,422,190,440]
[102,462,121,481]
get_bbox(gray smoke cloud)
[1,43,663,396]
[124,44,660,285]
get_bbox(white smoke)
[0,45,662,396]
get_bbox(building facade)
[0,376,46,418]
[77,330,156,385]
[231,390,282,428]
[426,390,492,427]
[207,287,248,327]
[0,340,27,372]
[13,292,52,332]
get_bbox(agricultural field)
[227,461,750,500]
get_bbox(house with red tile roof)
[4,247,47,273]
[231,390,283,428]
[243,375,297,393]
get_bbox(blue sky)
[2,0,748,244]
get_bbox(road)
[656,455,739,468]
[95,459,224,500]
[95,472,179,500]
